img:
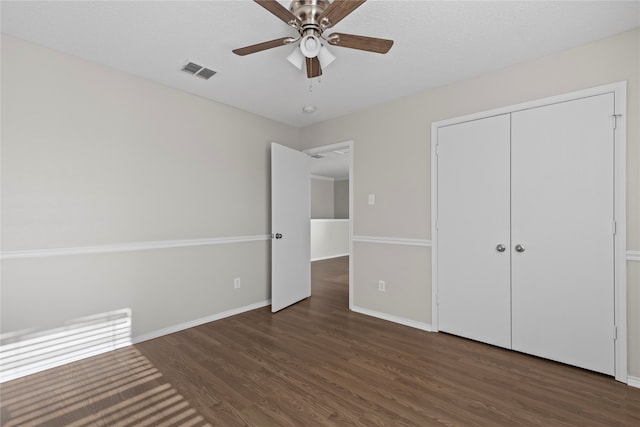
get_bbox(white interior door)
[271,142,311,313]
[437,114,512,349]
[511,94,615,375]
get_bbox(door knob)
[515,244,525,253]
[275,233,283,239]
[496,244,506,252]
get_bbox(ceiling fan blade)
[306,57,322,78]
[318,0,367,29]
[233,37,295,56]
[254,0,301,27]
[326,33,393,54]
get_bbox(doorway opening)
[304,141,353,310]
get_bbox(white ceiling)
[308,146,351,179]
[310,155,350,179]
[1,1,639,128]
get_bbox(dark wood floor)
[2,256,639,426]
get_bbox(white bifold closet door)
[510,94,615,375]
[437,93,615,375]
[437,114,512,349]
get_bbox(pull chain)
[308,77,322,93]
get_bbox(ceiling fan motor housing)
[289,0,330,27]
[290,1,330,59]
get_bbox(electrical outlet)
[368,194,375,205]
[234,278,241,289]
[378,280,385,292]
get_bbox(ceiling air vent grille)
[181,61,217,80]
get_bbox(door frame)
[304,140,354,309]
[431,82,627,383]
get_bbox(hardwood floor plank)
[1,256,639,426]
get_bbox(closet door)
[511,94,615,375]
[437,114,511,349]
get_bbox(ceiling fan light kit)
[318,45,336,68]
[286,47,305,70]
[233,0,394,79]
[300,33,321,58]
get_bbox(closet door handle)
[496,244,506,253]
[515,244,525,253]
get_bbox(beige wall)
[311,177,334,219]
[300,29,640,377]
[334,179,349,219]
[353,243,431,323]
[2,28,638,381]
[1,36,299,342]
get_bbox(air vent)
[181,61,217,80]
[310,149,349,159]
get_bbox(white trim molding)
[627,250,640,262]
[351,306,432,332]
[132,300,271,344]
[628,376,640,389]
[0,235,271,260]
[352,236,432,247]
[311,253,350,262]
[431,81,628,384]
[311,175,335,181]
[1,339,131,383]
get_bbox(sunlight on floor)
[1,309,212,426]
[0,346,212,426]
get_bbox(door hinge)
[613,325,618,340]
[612,114,622,130]
[612,220,617,235]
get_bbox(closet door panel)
[511,94,615,375]
[437,114,511,349]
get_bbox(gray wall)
[299,29,640,377]
[310,177,334,219]
[311,177,349,219]
[1,36,299,342]
[334,179,349,219]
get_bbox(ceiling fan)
[233,0,394,78]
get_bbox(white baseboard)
[132,300,271,344]
[628,376,640,388]
[0,340,132,383]
[1,300,271,383]
[351,305,432,332]
[311,253,350,262]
